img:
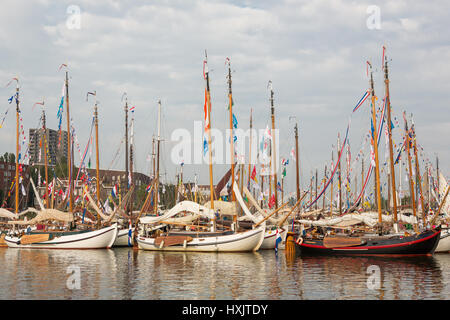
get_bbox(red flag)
[203,88,210,132]
[268,194,275,209]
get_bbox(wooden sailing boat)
[293,53,440,255]
[5,69,118,249]
[136,54,265,252]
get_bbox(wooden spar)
[94,100,101,228]
[337,133,342,214]
[269,82,278,209]
[254,201,289,228]
[129,110,134,214]
[436,155,439,204]
[152,136,156,182]
[260,165,264,207]
[123,94,129,213]
[278,191,309,227]
[134,183,154,245]
[384,55,398,222]
[204,52,215,230]
[315,168,318,210]
[227,59,236,203]
[430,186,449,226]
[15,80,19,213]
[322,164,327,211]
[154,100,161,216]
[194,174,198,203]
[361,154,364,208]
[41,106,49,209]
[411,118,426,218]
[369,63,383,225]
[294,123,300,203]
[65,71,73,213]
[330,149,334,216]
[247,108,253,188]
[403,112,417,225]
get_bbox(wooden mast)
[65,71,73,213]
[129,106,134,214]
[411,118,425,218]
[14,79,20,213]
[204,52,215,229]
[322,164,327,211]
[337,133,342,214]
[94,99,101,228]
[368,62,383,226]
[269,81,278,208]
[226,58,236,203]
[154,100,161,216]
[247,108,253,188]
[403,112,417,229]
[123,93,129,214]
[330,149,334,216]
[41,105,49,209]
[294,123,300,203]
[383,54,398,224]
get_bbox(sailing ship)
[4,68,119,249]
[136,54,265,252]
[291,50,441,256]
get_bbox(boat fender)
[295,237,303,245]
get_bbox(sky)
[0,0,449,199]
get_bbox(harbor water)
[0,247,449,300]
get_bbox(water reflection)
[0,247,448,300]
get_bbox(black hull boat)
[294,228,441,256]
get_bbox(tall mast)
[204,52,215,217]
[436,155,439,204]
[411,117,425,218]
[269,81,278,208]
[123,93,129,213]
[322,164,327,211]
[368,62,383,225]
[403,112,417,229]
[315,168,318,210]
[384,53,398,223]
[41,105,49,209]
[226,58,236,202]
[361,155,365,208]
[154,100,161,216]
[337,133,342,215]
[294,123,300,203]
[330,149,334,215]
[14,79,20,213]
[130,108,134,214]
[65,71,73,212]
[247,108,253,188]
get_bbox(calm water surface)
[0,247,449,300]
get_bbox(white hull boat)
[5,224,118,249]
[435,228,450,253]
[113,227,134,247]
[260,227,287,250]
[137,225,265,252]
